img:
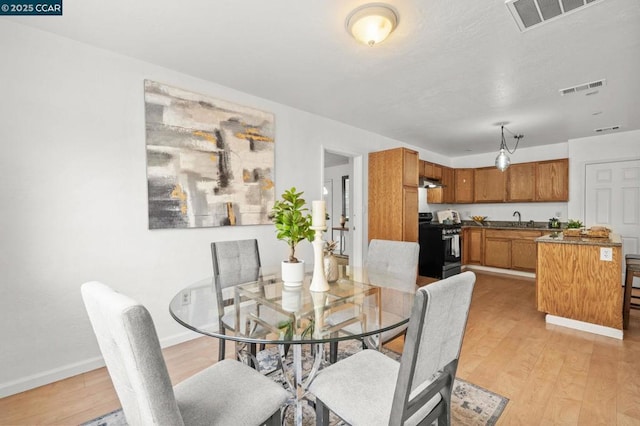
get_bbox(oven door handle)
[442,235,455,239]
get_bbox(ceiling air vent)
[505,0,605,31]
[594,125,621,133]
[559,79,606,96]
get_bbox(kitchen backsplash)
[435,202,569,223]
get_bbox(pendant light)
[346,3,398,47]
[495,124,524,172]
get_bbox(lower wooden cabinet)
[465,228,548,273]
[463,227,483,265]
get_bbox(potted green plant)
[270,187,315,286]
[564,219,584,237]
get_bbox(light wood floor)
[2,271,640,425]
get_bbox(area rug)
[81,341,507,426]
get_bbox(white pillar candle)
[312,200,326,227]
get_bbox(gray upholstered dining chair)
[309,271,476,426]
[81,281,289,426]
[328,239,420,361]
[211,239,266,361]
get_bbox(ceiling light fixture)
[495,124,524,172]
[346,3,398,47]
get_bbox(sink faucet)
[513,211,521,226]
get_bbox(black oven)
[418,213,462,279]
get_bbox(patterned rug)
[82,341,508,426]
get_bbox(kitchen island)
[536,233,623,339]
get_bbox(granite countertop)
[536,233,622,247]
[461,220,558,231]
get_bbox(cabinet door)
[403,149,419,187]
[507,162,536,201]
[403,186,418,242]
[427,187,443,204]
[463,228,483,265]
[442,166,455,203]
[484,237,511,268]
[512,239,538,272]
[474,167,506,202]
[536,159,568,201]
[455,169,474,203]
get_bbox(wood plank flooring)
[1,271,639,425]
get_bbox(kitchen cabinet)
[421,161,443,180]
[442,166,455,203]
[483,232,512,269]
[470,228,548,272]
[507,162,536,201]
[474,167,506,202]
[537,234,622,329]
[463,227,483,265]
[536,159,569,201]
[455,169,474,203]
[368,147,419,243]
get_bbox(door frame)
[320,145,364,267]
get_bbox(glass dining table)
[169,265,415,425]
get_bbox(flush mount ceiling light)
[346,3,398,47]
[495,124,524,172]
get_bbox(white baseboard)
[463,265,535,279]
[0,330,201,398]
[545,314,623,340]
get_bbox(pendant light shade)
[494,124,523,172]
[346,4,398,47]
[495,149,511,171]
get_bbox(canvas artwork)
[144,80,275,229]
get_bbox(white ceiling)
[8,0,640,157]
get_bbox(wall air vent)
[559,79,606,96]
[594,125,621,133]
[505,0,605,32]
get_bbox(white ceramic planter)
[281,286,302,312]
[281,260,305,287]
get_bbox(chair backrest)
[211,239,262,314]
[81,282,184,426]
[365,239,420,292]
[390,271,476,425]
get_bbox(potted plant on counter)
[270,187,315,286]
[564,219,584,237]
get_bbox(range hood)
[420,177,445,188]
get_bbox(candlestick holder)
[309,226,330,292]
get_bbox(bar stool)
[623,254,640,329]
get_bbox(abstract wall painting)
[144,80,275,229]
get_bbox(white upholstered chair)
[309,271,476,426]
[211,239,266,361]
[328,239,420,362]
[81,281,289,426]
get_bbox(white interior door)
[585,160,640,285]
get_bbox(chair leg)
[315,398,330,426]
[623,267,633,329]
[329,341,338,363]
[218,335,226,361]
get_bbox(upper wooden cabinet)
[441,166,455,203]
[507,162,536,202]
[402,149,419,187]
[455,169,474,203]
[474,167,506,203]
[420,160,443,181]
[536,159,569,201]
[368,147,419,243]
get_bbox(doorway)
[585,159,640,284]
[322,148,363,267]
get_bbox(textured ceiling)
[7,0,640,157]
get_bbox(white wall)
[0,22,411,396]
